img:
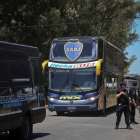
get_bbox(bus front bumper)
[48,98,98,111]
[48,104,98,111]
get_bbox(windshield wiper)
[72,75,85,93]
[72,82,85,93]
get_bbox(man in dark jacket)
[129,82,138,124]
[115,82,132,129]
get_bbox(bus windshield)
[50,40,97,62]
[49,68,97,92]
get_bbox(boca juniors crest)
[64,42,83,61]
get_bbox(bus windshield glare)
[49,68,97,92]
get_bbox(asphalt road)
[1,107,140,140]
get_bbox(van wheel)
[17,116,31,140]
[56,111,64,116]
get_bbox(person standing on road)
[129,82,138,124]
[115,82,132,129]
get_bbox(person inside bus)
[83,76,95,87]
[129,82,138,124]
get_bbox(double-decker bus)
[44,37,124,115]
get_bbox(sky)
[125,4,140,74]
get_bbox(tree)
[0,0,140,72]
[124,54,137,74]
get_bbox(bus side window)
[98,40,103,59]
[104,76,107,89]
[114,78,118,89]
[107,75,113,89]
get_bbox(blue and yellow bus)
[43,37,124,115]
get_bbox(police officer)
[129,82,138,124]
[115,82,132,129]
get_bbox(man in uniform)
[129,82,138,124]
[115,82,132,129]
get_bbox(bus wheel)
[56,111,65,116]
[17,116,31,140]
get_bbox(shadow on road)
[0,133,9,140]
[51,106,116,117]
[117,128,128,129]
[0,133,50,140]
[30,133,51,140]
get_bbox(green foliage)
[124,54,137,74]
[0,0,140,72]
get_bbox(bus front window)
[49,69,71,92]
[50,40,97,62]
[49,68,97,92]
[72,68,96,92]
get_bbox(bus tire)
[56,111,65,116]
[16,116,31,140]
[101,96,106,115]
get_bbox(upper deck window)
[50,40,97,62]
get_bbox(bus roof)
[0,41,38,49]
[53,36,121,51]
[53,36,99,41]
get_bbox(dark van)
[0,41,46,139]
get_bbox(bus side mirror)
[96,59,102,76]
[42,60,49,74]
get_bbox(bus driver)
[83,76,95,87]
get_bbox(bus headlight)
[48,96,55,101]
[50,97,54,101]
[90,97,95,101]
[89,95,99,101]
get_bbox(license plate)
[67,107,76,110]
